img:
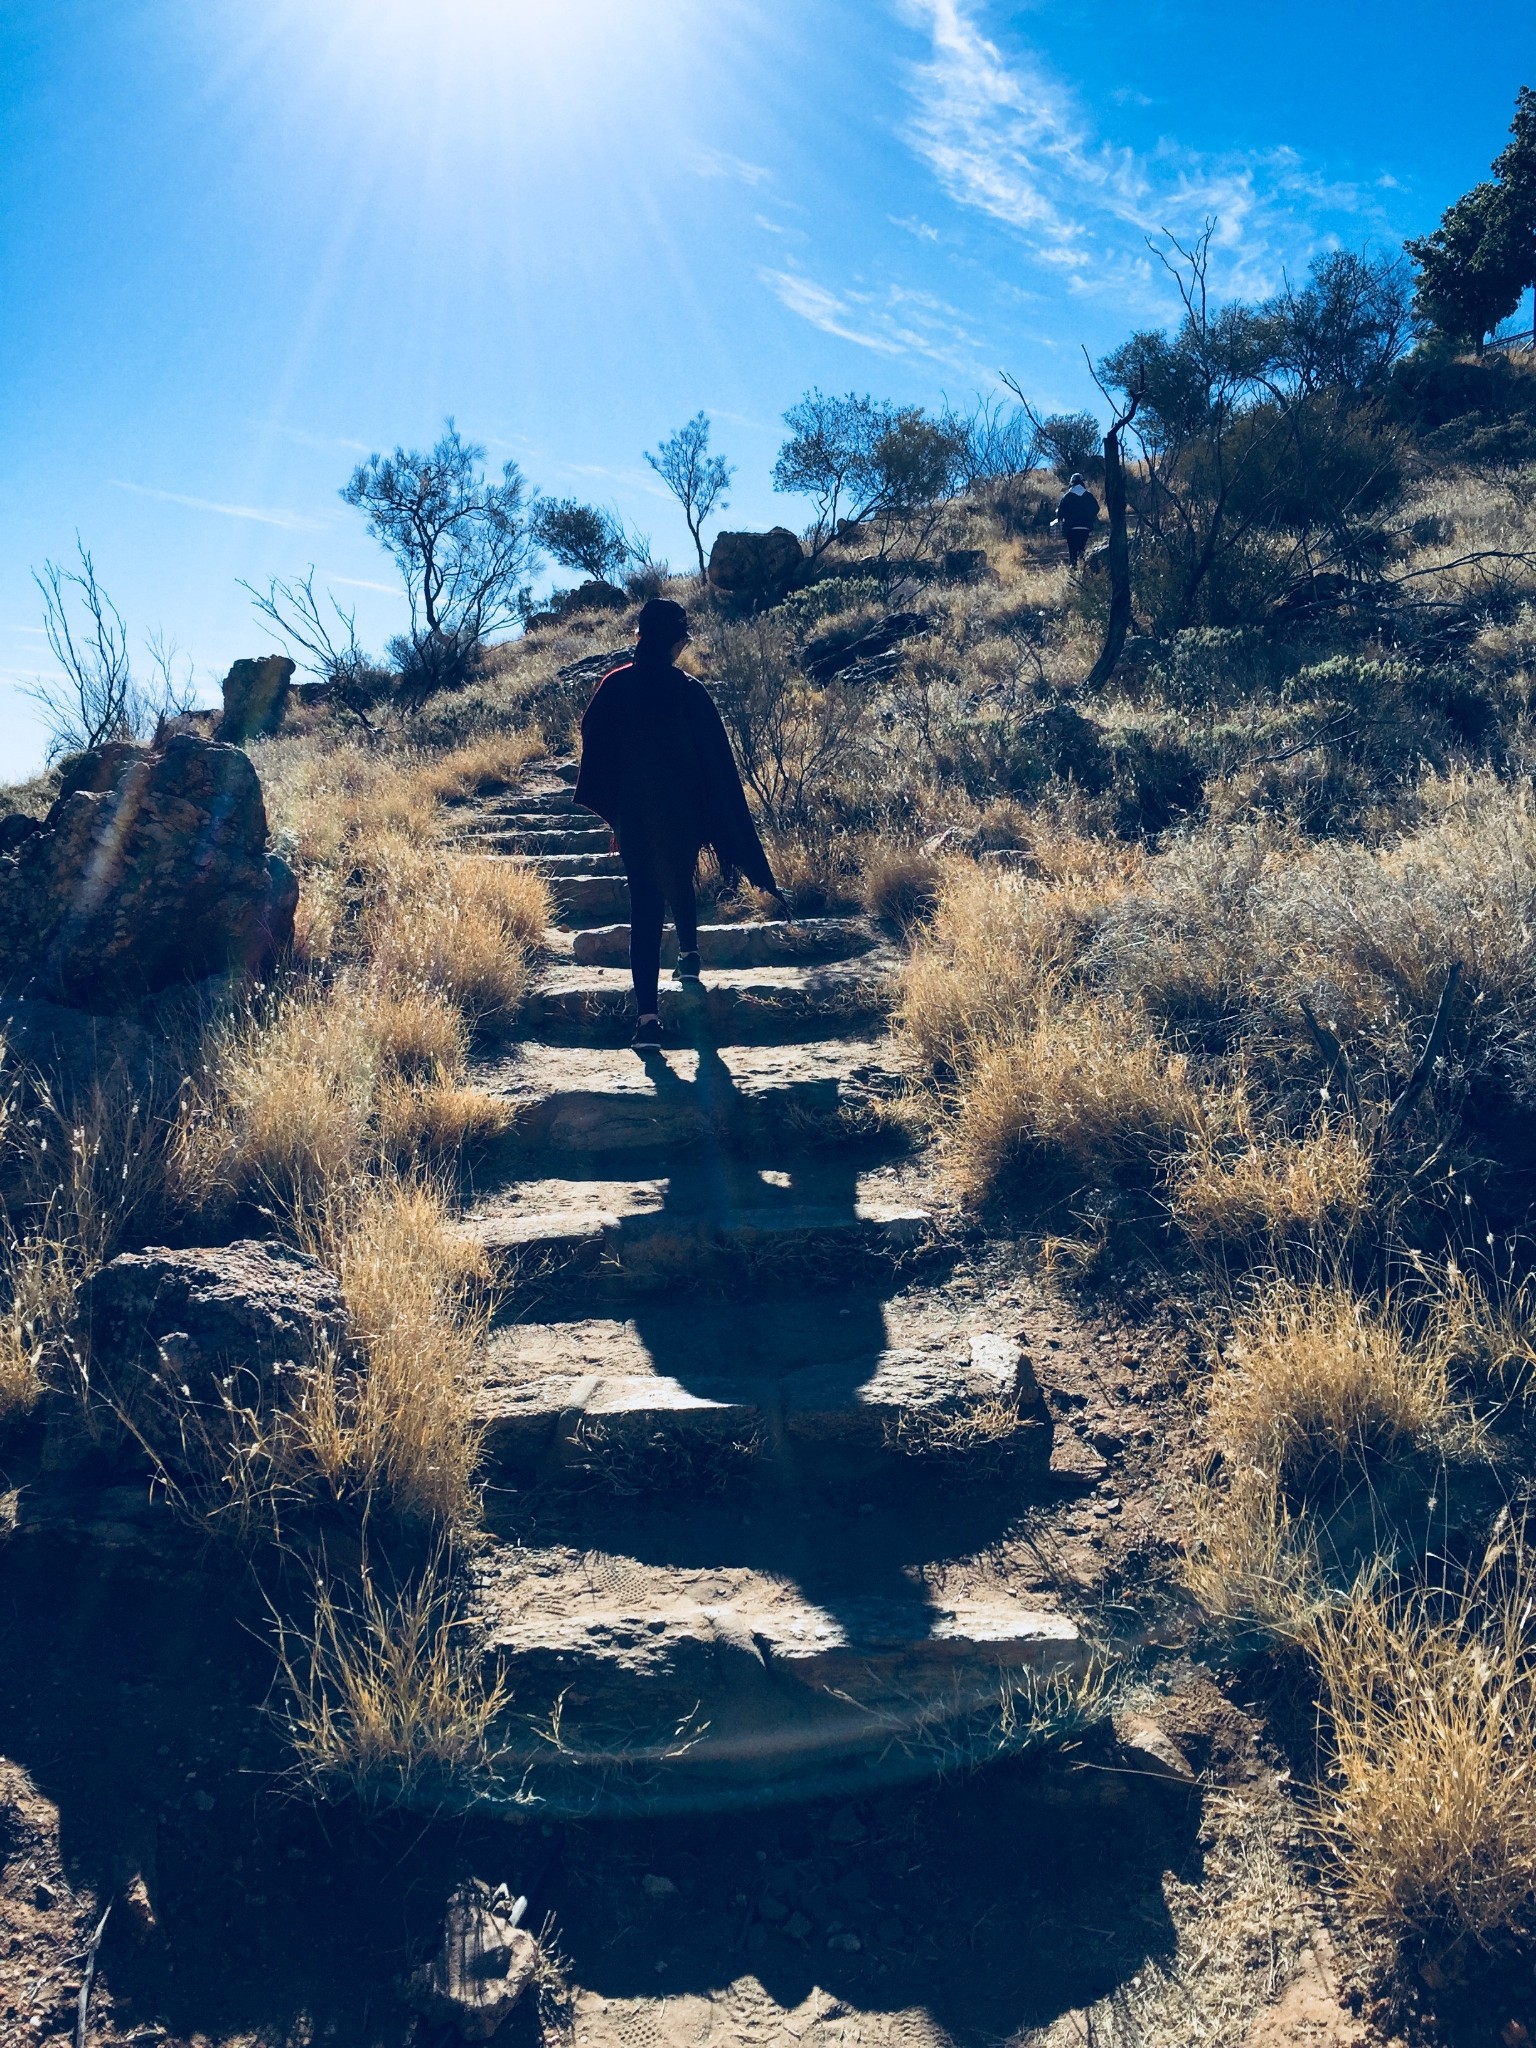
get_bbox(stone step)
[469,1549,1083,1814]
[480,789,582,817]
[469,807,589,831]
[473,1322,1045,1483]
[573,918,876,970]
[513,850,625,877]
[549,875,631,926]
[461,1175,938,1296]
[471,828,613,855]
[472,1040,905,1160]
[521,961,893,1046]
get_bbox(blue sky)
[2,0,1532,777]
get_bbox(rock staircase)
[453,765,1084,1817]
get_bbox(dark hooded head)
[635,598,689,658]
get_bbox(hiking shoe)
[631,1014,664,1052]
[674,949,703,984]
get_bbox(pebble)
[827,1931,862,1953]
[827,1807,867,1845]
[785,1912,813,1942]
[641,1874,677,1899]
[758,1897,789,1923]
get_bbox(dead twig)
[1385,962,1464,1136]
[75,1901,111,2048]
[1298,1000,1359,1111]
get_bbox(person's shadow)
[528,999,1032,1680]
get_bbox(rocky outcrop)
[217,655,295,742]
[406,1883,540,2040]
[802,611,930,685]
[0,734,297,1008]
[77,1240,349,1466]
[707,528,804,612]
[525,582,629,633]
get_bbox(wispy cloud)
[889,214,941,242]
[896,0,1377,303]
[761,268,984,372]
[691,146,772,187]
[327,573,397,594]
[109,480,327,532]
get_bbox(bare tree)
[773,391,966,562]
[28,539,135,757]
[342,420,537,696]
[241,570,388,726]
[645,413,733,578]
[144,630,199,715]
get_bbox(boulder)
[76,1240,350,1465]
[217,656,295,742]
[0,734,297,1009]
[406,1883,540,2040]
[707,528,804,612]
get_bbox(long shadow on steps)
[493,1015,1030,1677]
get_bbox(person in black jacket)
[575,598,782,1050]
[1056,473,1100,567]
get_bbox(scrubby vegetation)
[7,95,1536,2024]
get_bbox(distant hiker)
[1055,473,1100,568]
[575,597,781,1052]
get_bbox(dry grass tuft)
[363,849,549,1021]
[272,1547,508,1803]
[296,1174,491,1526]
[1314,1532,1536,1948]
[861,844,944,929]
[946,996,1201,1201]
[175,982,380,1215]
[1207,1282,1455,1490]
[901,853,1136,1070]
[1183,1465,1322,1632]
[0,1232,72,1418]
[1172,1115,1375,1253]
[1,1063,172,1417]
[416,729,546,801]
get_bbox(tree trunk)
[1086,423,1133,690]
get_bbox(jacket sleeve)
[688,683,778,894]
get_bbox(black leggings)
[1066,526,1091,566]
[622,842,699,1014]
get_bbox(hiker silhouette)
[1056,472,1100,568]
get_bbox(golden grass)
[295,1174,490,1525]
[1183,1465,1322,1633]
[415,728,545,800]
[901,851,1137,1070]
[1207,1282,1455,1490]
[0,1233,71,1418]
[176,982,380,1215]
[861,844,943,928]
[0,1064,172,1417]
[945,995,1201,1201]
[1172,1115,1374,1252]
[362,848,550,1021]
[272,1546,508,1802]
[1314,1533,1536,1948]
